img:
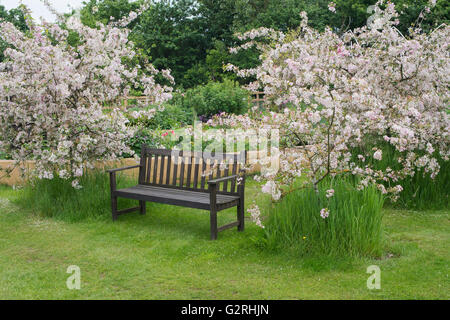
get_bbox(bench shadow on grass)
[114,200,245,241]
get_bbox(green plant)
[16,170,137,222]
[124,103,193,156]
[391,159,449,210]
[0,151,11,160]
[125,127,183,157]
[261,177,385,258]
[125,127,159,157]
[354,142,450,210]
[127,103,194,130]
[180,79,250,119]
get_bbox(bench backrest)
[138,146,247,195]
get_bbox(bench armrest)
[106,165,141,174]
[207,174,238,185]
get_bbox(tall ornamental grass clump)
[262,178,385,258]
[367,143,449,210]
[17,171,136,222]
[393,160,449,210]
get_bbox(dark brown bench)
[107,146,247,240]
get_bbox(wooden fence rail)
[249,91,266,107]
[121,96,155,109]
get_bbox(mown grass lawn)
[0,181,448,299]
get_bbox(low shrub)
[179,79,250,119]
[125,127,183,157]
[123,103,192,156]
[127,103,193,129]
[260,177,385,258]
[0,152,11,160]
[125,127,160,156]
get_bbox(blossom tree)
[220,0,449,225]
[0,2,173,187]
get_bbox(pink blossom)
[373,150,383,161]
[337,46,349,57]
[328,2,336,13]
[247,203,264,228]
[326,189,335,198]
[320,208,330,219]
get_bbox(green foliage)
[232,0,333,32]
[393,160,450,210]
[0,5,27,31]
[182,63,211,88]
[127,103,193,129]
[393,0,449,33]
[261,177,385,258]
[131,0,209,89]
[0,5,28,62]
[204,41,234,82]
[17,170,137,222]
[354,142,450,210]
[125,126,183,157]
[197,0,238,47]
[331,0,449,34]
[79,0,139,28]
[124,103,192,156]
[327,0,375,32]
[180,79,250,119]
[182,40,261,88]
[125,127,159,156]
[0,151,11,160]
[74,0,449,88]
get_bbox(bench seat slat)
[114,185,240,210]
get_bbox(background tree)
[80,0,139,27]
[131,0,209,88]
[0,6,173,186]
[32,0,450,88]
[330,0,449,34]
[0,4,28,62]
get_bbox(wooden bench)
[107,146,247,240]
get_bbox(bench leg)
[237,201,245,232]
[139,201,146,215]
[210,209,218,240]
[111,195,118,221]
